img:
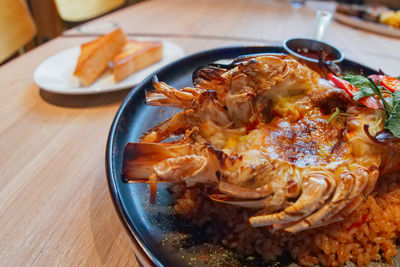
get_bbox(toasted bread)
[113,40,163,82]
[73,28,127,86]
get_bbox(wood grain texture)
[64,0,400,65]
[0,0,399,266]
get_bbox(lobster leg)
[123,143,192,179]
[140,110,197,143]
[248,168,336,227]
[146,80,203,109]
[283,158,379,232]
[123,142,219,185]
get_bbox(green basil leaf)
[385,103,400,138]
[393,90,400,103]
[342,75,375,100]
[352,90,372,100]
[385,91,400,138]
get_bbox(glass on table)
[290,0,305,9]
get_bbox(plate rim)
[334,12,400,38]
[105,45,378,267]
[33,40,184,95]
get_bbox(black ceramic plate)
[106,46,377,267]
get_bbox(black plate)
[106,46,377,267]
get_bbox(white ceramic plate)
[335,12,400,38]
[33,40,184,95]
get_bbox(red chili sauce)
[296,48,335,61]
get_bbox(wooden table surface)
[1,0,399,266]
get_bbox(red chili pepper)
[368,75,400,93]
[359,97,379,110]
[381,76,400,92]
[368,74,384,85]
[328,73,379,109]
[347,213,368,231]
[328,73,356,97]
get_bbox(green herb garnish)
[342,75,375,100]
[384,90,400,138]
[343,75,400,138]
[326,107,340,124]
[372,110,383,135]
[367,77,392,113]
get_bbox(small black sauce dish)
[283,38,344,76]
[283,38,344,64]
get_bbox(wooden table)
[1,0,399,266]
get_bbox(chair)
[54,0,125,22]
[0,0,36,63]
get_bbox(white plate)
[34,40,184,95]
[335,12,400,38]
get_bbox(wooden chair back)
[0,0,36,63]
[54,0,125,22]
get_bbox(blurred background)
[1,0,399,65]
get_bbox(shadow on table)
[88,168,139,266]
[39,88,132,108]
